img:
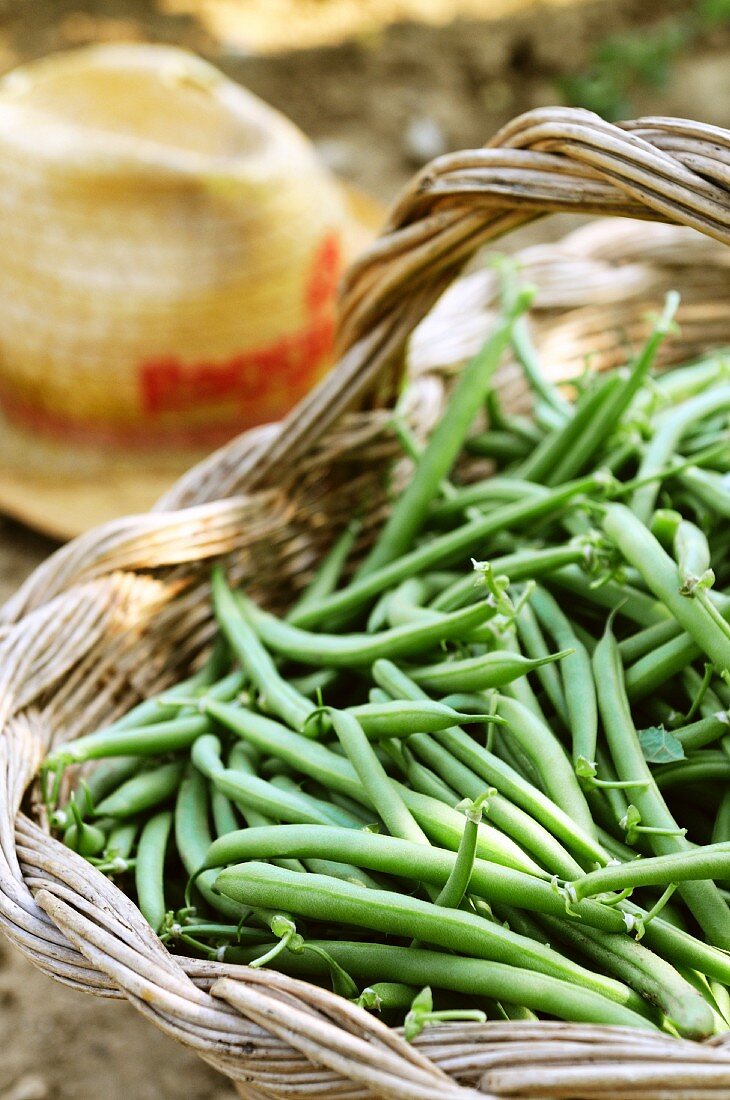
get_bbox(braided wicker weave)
[1,107,730,1099]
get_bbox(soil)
[0,1,728,1097]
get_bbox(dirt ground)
[0,1,728,1097]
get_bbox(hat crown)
[0,43,349,459]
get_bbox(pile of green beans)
[43,290,730,1042]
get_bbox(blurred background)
[0,2,728,1098]
[2,0,729,202]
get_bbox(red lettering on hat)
[137,230,341,424]
[305,231,342,315]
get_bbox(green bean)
[358,296,531,576]
[83,758,145,808]
[602,503,730,671]
[215,862,648,1014]
[518,373,623,484]
[406,734,583,879]
[433,795,487,910]
[203,828,730,984]
[63,801,106,857]
[207,702,363,801]
[641,355,729,405]
[94,761,185,818]
[290,475,609,628]
[373,659,607,866]
[258,783,381,888]
[502,269,571,421]
[239,591,499,669]
[359,981,421,1012]
[493,694,596,839]
[51,715,213,767]
[650,508,684,548]
[51,760,142,832]
[103,820,138,862]
[210,788,240,838]
[366,588,397,633]
[135,810,172,933]
[430,544,587,613]
[530,587,597,767]
[211,699,541,874]
[464,430,530,461]
[287,519,361,620]
[675,520,713,595]
[288,668,339,699]
[46,671,246,767]
[590,745,631,821]
[303,858,382,890]
[535,913,713,1039]
[225,939,652,1028]
[713,792,730,845]
[389,743,461,806]
[269,775,366,830]
[174,764,249,921]
[569,844,730,902]
[499,632,551,730]
[408,649,572,695]
[654,754,730,791]
[193,733,345,828]
[427,479,548,523]
[673,521,730,650]
[631,385,730,522]
[343,699,505,739]
[382,578,433,627]
[548,295,679,485]
[211,568,313,732]
[593,619,730,949]
[92,638,228,736]
[225,747,307,874]
[677,466,730,518]
[626,634,701,703]
[548,565,668,626]
[515,602,569,723]
[330,710,427,845]
[676,711,730,751]
[618,619,683,664]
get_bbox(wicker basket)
[1,108,730,1099]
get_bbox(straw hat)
[0,43,382,539]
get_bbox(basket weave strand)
[1,108,730,1098]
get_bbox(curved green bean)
[530,586,597,768]
[494,694,596,839]
[94,761,186,818]
[290,475,608,629]
[358,296,530,576]
[215,862,648,1014]
[593,619,730,949]
[211,567,314,732]
[602,503,730,672]
[373,659,607,866]
[569,844,730,902]
[239,592,500,669]
[222,940,653,1029]
[135,810,172,933]
[408,649,572,695]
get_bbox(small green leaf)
[403,1011,425,1042]
[410,987,433,1015]
[303,944,358,999]
[638,725,686,764]
[356,987,382,1011]
[575,755,597,780]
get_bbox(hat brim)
[0,180,385,542]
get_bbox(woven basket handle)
[158,107,730,511]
